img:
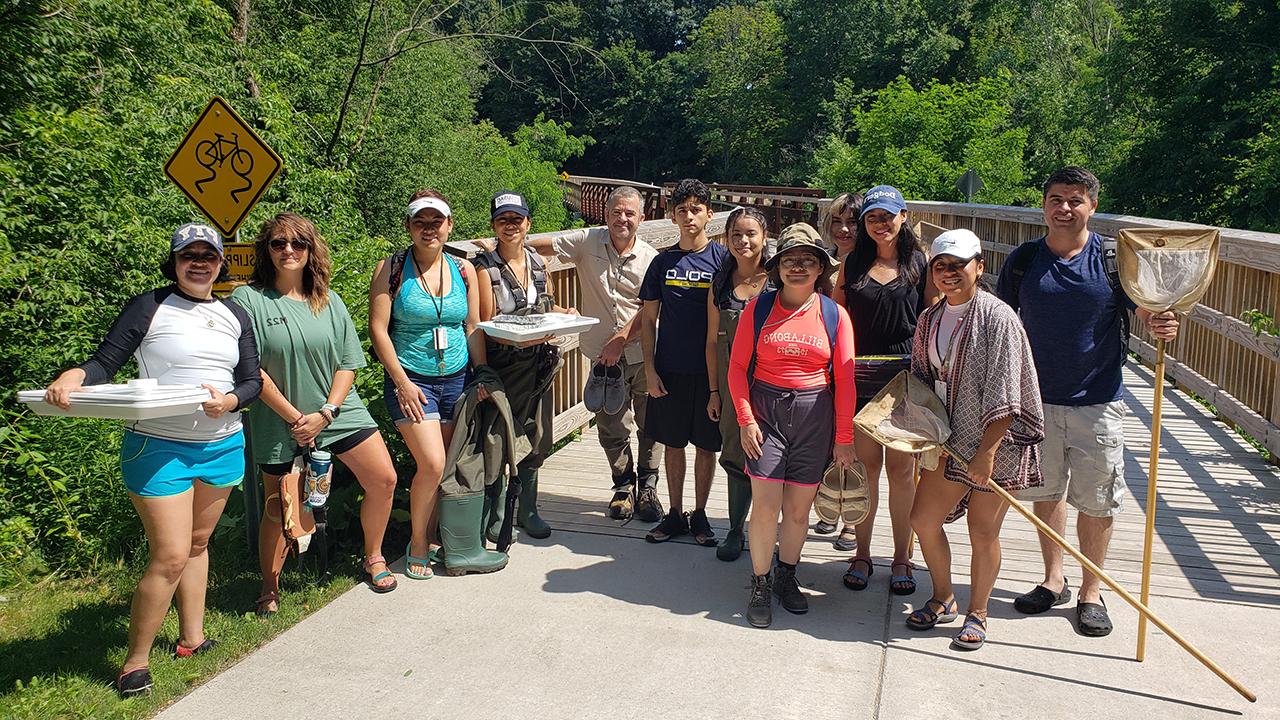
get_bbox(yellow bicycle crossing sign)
[164,96,283,237]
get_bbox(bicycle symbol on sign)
[194,132,255,203]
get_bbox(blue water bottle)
[304,449,332,508]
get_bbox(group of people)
[42,167,1179,698]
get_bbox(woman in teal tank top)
[369,189,488,580]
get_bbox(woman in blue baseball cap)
[832,185,938,594]
[42,223,262,697]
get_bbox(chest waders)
[714,306,753,562]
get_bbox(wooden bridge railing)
[559,175,665,225]
[554,176,1280,459]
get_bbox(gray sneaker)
[583,363,608,413]
[601,363,626,415]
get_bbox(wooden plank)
[551,402,594,443]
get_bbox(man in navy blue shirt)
[639,179,729,546]
[997,167,1178,637]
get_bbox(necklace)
[411,250,449,372]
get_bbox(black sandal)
[688,509,718,547]
[843,557,873,591]
[645,512,689,543]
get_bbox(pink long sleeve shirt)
[728,294,857,444]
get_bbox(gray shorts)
[745,380,833,487]
[1019,400,1128,517]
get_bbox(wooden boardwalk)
[536,361,1280,610]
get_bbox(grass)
[0,549,357,719]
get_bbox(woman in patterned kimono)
[904,229,1044,651]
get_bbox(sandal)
[254,591,279,618]
[906,597,959,630]
[813,520,837,535]
[890,561,917,596]
[833,525,857,552]
[363,554,398,593]
[951,612,988,650]
[842,558,874,591]
[404,542,433,580]
[688,509,718,547]
[645,512,690,543]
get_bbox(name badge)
[433,326,449,350]
[934,380,948,402]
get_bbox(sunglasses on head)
[269,238,310,252]
[177,250,220,263]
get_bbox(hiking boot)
[747,573,773,628]
[773,561,809,615]
[608,487,635,519]
[634,484,663,523]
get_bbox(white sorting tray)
[18,382,211,420]
[478,313,600,342]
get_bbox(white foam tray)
[19,383,211,420]
[478,313,599,342]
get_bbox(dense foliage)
[3,0,1277,582]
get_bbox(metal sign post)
[956,168,984,203]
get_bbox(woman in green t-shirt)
[232,213,400,615]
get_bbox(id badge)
[934,380,948,402]
[433,326,449,350]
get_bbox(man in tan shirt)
[529,187,664,521]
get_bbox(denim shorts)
[120,430,246,497]
[384,368,468,423]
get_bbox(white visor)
[406,197,451,219]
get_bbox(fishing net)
[854,370,951,468]
[1117,228,1220,314]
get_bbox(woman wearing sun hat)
[904,228,1044,651]
[831,184,939,593]
[43,222,262,697]
[727,222,857,628]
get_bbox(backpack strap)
[1099,236,1130,343]
[527,248,548,294]
[1004,236,1043,312]
[818,294,840,384]
[746,291,778,384]
[386,247,411,299]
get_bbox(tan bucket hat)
[1116,228,1220,314]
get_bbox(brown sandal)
[255,591,279,617]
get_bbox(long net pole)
[1137,338,1166,661]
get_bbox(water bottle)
[304,449,332,508]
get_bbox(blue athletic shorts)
[384,368,468,423]
[120,430,246,497]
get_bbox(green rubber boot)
[717,477,753,562]
[516,467,552,539]
[439,494,508,576]
[483,475,506,545]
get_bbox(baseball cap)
[765,222,839,273]
[860,185,907,218]
[171,223,224,256]
[490,191,530,220]
[929,228,982,261]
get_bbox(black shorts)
[258,426,379,475]
[855,356,911,412]
[644,371,722,452]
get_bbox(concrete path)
[160,364,1280,719]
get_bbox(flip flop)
[842,557,873,591]
[404,542,433,580]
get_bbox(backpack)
[1004,235,1128,341]
[479,247,548,313]
[747,291,841,388]
[373,248,469,364]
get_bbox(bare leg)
[778,483,820,565]
[1034,499,1068,593]
[174,482,233,648]
[852,429,884,561]
[1076,513,1114,604]
[339,432,399,589]
[964,490,1012,615]
[123,490,197,672]
[908,467,970,606]
[748,480,783,576]
[692,447,715,511]
[884,448,917,562]
[664,446,686,514]
[397,419,446,576]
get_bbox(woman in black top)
[832,185,938,595]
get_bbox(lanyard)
[932,300,975,378]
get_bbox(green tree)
[687,4,787,181]
[813,75,1036,204]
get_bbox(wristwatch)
[321,403,340,420]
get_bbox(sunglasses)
[177,250,220,263]
[269,238,311,252]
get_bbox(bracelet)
[291,412,305,426]
[709,389,720,394]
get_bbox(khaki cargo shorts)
[1019,400,1128,517]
